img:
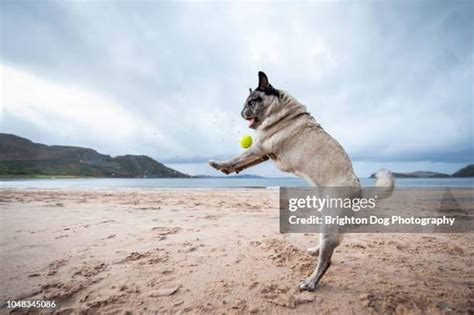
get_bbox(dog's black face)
[241,71,279,129]
[241,91,265,129]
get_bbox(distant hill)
[452,164,474,177]
[0,133,189,178]
[369,171,450,178]
[369,165,474,178]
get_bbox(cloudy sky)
[1,1,472,177]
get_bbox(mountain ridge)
[0,133,189,178]
[369,166,473,178]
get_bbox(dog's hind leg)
[299,233,343,291]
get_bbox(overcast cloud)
[1,1,472,177]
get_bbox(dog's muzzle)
[241,107,252,119]
[241,107,258,128]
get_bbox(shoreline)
[1,176,473,192]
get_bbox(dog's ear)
[257,71,279,96]
[258,71,269,89]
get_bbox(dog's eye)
[248,100,256,107]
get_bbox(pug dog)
[209,72,394,291]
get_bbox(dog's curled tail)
[372,168,395,199]
[375,168,395,189]
[362,169,395,200]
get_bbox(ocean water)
[0,177,473,190]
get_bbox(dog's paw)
[306,246,320,256]
[208,160,231,174]
[299,278,316,291]
[208,160,219,169]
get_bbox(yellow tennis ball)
[240,134,253,149]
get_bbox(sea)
[0,177,473,190]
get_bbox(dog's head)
[241,71,280,129]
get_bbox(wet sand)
[0,189,473,314]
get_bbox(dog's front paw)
[299,278,316,291]
[208,160,231,174]
[208,160,219,169]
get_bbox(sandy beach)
[0,188,473,314]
